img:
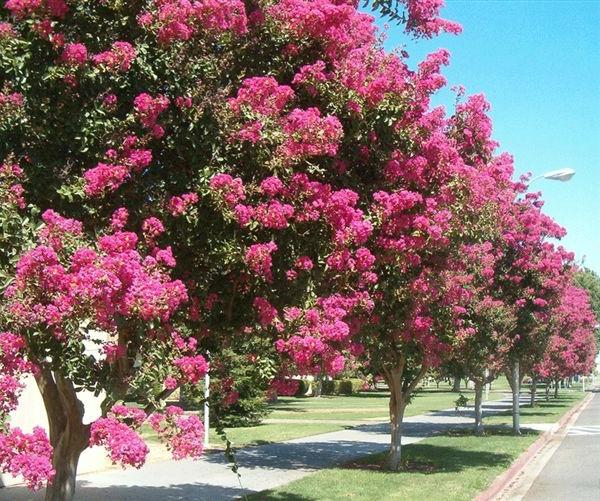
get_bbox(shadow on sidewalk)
[0,481,249,501]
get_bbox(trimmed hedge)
[321,378,364,395]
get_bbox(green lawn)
[141,381,515,449]
[246,386,586,500]
[249,429,539,501]
[484,388,585,426]
[269,382,510,423]
[140,421,350,448]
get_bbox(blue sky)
[373,0,600,273]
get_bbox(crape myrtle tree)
[574,268,600,345]
[493,193,573,435]
[351,92,530,467]
[533,284,597,401]
[0,0,467,497]
[448,241,518,435]
[442,132,522,435]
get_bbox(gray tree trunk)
[474,380,484,435]
[530,377,538,407]
[452,376,461,392]
[384,366,408,471]
[554,378,559,398]
[511,359,521,435]
[35,370,90,501]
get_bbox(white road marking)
[567,425,600,436]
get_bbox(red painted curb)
[474,392,594,501]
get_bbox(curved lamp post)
[530,167,576,184]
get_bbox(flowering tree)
[491,192,573,434]
[1,210,205,499]
[447,242,517,435]
[0,0,472,495]
[533,284,597,400]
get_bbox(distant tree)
[574,268,600,344]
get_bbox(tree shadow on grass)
[443,425,539,437]
[248,493,314,501]
[340,442,516,475]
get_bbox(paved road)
[0,395,528,501]
[523,390,600,501]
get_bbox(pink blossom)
[60,43,88,66]
[84,163,130,196]
[93,42,137,72]
[209,173,246,207]
[0,427,54,490]
[244,242,278,282]
[253,297,278,326]
[280,107,343,159]
[110,208,129,231]
[168,192,199,216]
[90,418,148,469]
[173,355,208,384]
[142,217,165,241]
[228,77,294,116]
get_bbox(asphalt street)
[523,390,600,501]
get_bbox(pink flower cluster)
[6,213,189,337]
[140,0,247,44]
[168,192,199,216]
[5,0,68,19]
[60,43,88,66]
[274,292,372,376]
[90,418,148,469]
[268,0,376,60]
[0,427,54,490]
[253,297,279,327]
[228,77,295,117]
[84,136,153,196]
[173,354,208,384]
[335,47,408,107]
[280,107,343,159]
[0,21,15,38]
[209,173,246,207]
[404,0,462,38]
[0,162,26,209]
[0,332,35,419]
[92,41,137,72]
[134,93,170,136]
[244,241,278,282]
[0,91,24,119]
[293,60,329,92]
[148,406,204,460]
[269,378,299,396]
[38,209,83,249]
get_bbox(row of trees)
[0,0,597,499]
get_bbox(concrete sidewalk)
[0,395,528,501]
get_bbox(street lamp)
[530,168,576,184]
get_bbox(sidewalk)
[0,395,532,501]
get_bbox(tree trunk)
[383,363,427,471]
[452,375,461,392]
[554,378,559,398]
[44,432,87,501]
[473,380,484,436]
[385,366,407,471]
[530,377,537,407]
[510,359,521,435]
[35,369,90,501]
[313,372,323,398]
[545,380,550,401]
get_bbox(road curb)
[474,391,594,501]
